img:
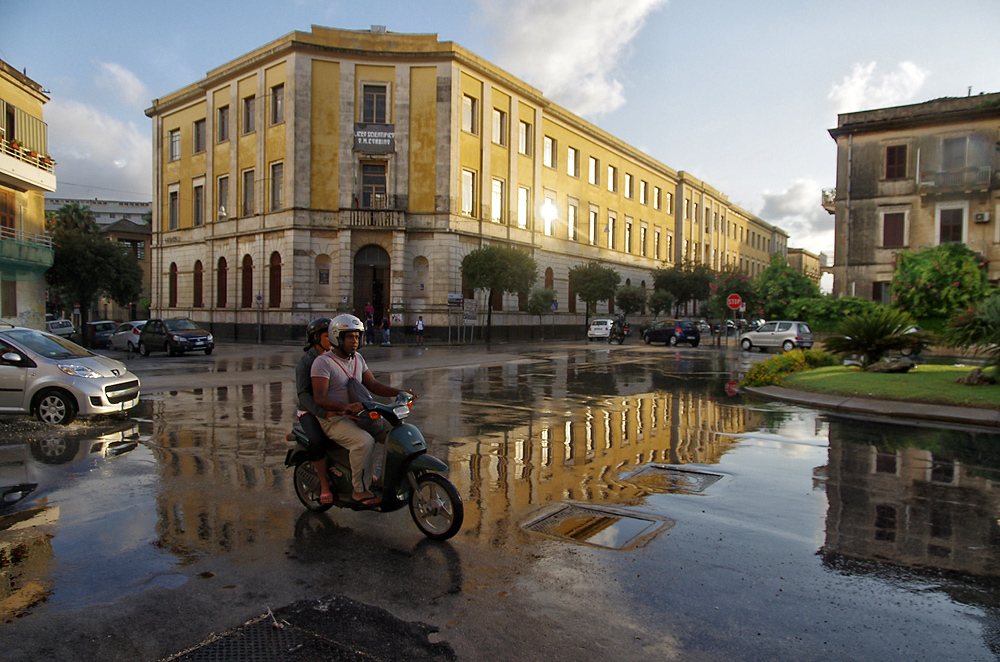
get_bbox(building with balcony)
[146,26,788,341]
[787,247,822,285]
[826,93,1000,301]
[0,59,55,328]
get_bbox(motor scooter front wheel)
[409,474,464,540]
[293,462,334,513]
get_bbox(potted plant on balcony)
[9,139,21,152]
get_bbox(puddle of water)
[525,504,673,549]
[621,465,725,494]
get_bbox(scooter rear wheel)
[409,473,464,540]
[293,462,334,513]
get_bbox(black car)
[139,318,214,356]
[83,320,118,349]
[641,319,701,347]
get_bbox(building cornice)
[829,92,1000,139]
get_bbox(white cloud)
[477,0,668,117]
[758,178,833,257]
[828,61,929,115]
[45,98,151,201]
[95,62,152,113]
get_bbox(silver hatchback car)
[0,326,141,425]
[739,321,814,353]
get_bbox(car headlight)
[207,334,213,342]
[58,364,102,378]
[171,334,184,342]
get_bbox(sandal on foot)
[319,492,334,504]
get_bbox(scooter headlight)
[393,405,410,419]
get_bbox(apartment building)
[146,26,787,341]
[787,247,822,285]
[45,197,151,226]
[0,59,55,327]
[826,93,1000,301]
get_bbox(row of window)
[166,253,281,309]
[880,205,971,249]
[167,84,285,162]
[882,136,973,181]
[166,163,284,230]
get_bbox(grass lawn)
[782,364,1000,410]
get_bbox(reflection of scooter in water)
[285,393,464,540]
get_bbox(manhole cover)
[166,617,358,662]
[524,504,672,549]
[623,465,724,494]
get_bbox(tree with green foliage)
[648,290,675,317]
[46,202,98,235]
[527,287,557,339]
[941,291,1000,371]
[614,284,647,322]
[784,295,881,332]
[706,268,755,321]
[753,254,820,320]
[568,262,620,326]
[652,262,713,316]
[892,244,991,319]
[461,245,538,342]
[821,306,930,369]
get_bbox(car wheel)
[668,335,678,347]
[782,340,795,352]
[204,348,213,355]
[166,342,177,357]
[140,341,150,356]
[127,341,137,353]
[643,334,651,344]
[35,389,77,426]
[690,340,699,348]
[741,338,752,351]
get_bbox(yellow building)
[787,247,822,285]
[826,93,1000,300]
[0,59,55,328]
[146,26,787,341]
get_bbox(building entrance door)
[353,244,390,322]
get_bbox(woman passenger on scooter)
[295,317,337,502]
[310,314,416,506]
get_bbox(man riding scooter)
[310,314,415,506]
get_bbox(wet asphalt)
[1,339,999,661]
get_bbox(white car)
[45,319,75,339]
[587,318,615,340]
[108,321,147,352]
[739,321,814,353]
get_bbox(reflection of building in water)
[0,506,57,621]
[822,434,1000,577]
[449,387,763,543]
[144,383,292,556]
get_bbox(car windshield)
[1,329,90,359]
[165,319,200,331]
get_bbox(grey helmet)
[329,314,365,351]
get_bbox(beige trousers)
[318,415,385,493]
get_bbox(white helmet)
[329,314,365,350]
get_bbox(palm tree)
[823,307,933,369]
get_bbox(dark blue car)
[641,320,701,347]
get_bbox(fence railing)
[0,225,53,248]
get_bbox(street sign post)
[727,293,742,310]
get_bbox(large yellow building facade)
[0,59,55,328]
[146,26,787,341]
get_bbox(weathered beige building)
[146,26,787,341]
[826,93,1000,301]
[787,247,822,285]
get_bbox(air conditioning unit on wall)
[974,212,991,223]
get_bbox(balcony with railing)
[0,225,54,281]
[0,136,56,193]
[919,166,993,195]
[342,195,405,229]
[821,188,836,214]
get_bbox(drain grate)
[524,504,672,549]
[624,465,724,494]
[166,617,364,662]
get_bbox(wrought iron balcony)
[919,166,992,194]
[343,207,405,229]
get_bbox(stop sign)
[725,381,739,396]
[727,293,742,310]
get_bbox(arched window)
[544,267,554,289]
[168,263,178,307]
[241,254,253,308]
[269,251,281,308]
[193,261,203,308]
[217,257,228,308]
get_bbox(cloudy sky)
[3,0,998,259]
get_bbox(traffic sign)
[727,293,742,310]
[725,381,739,396]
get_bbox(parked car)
[45,319,75,340]
[739,321,813,353]
[139,318,214,356]
[587,318,615,340]
[0,325,141,425]
[642,319,701,347]
[83,320,118,349]
[108,321,147,352]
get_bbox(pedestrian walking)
[365,315,376,346]
[415,316,424,345]
[380,315,391,345]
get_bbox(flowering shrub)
[892,244,989,318]
[741,349,838,387]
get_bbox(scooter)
[284,393,464,540]
[608,322,628,344]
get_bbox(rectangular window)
[491,178,505,223]
[518,121,532,155]
[624,173,633,198]
[667,234,673,259]
[193,184,204,227]
[624,219,632,252]
[217,105,230,142]
[0,280,15,318]
[589,208,598,245]
[193,119,206,153]
[543,136,556,168]
[517,186,530,229]
[885,144,906,179]
[462,95,479,134]
[567,147,579,177]
[942,137,967,171]
[640,225,647,256]
[607,165,617,192]
[242,96,256,134]
[568,202,578,241]
[588,156,599,185]
[168,189,179,230]
[654,229,661,259]
[270,84,284,124]
[362,84,388,123]
[543,193,555,236]
[872,281,892,304]
[461,169,477,216]
[640,180,647,205]
[168,129,180,161]
[666,192,673,214]
[882,211,905,247]
[608,214,616,249]
[361,163,387,207]
[217,175,229,219]
[653,186,661,210]
[492,108,507,145]
[939,207,963,243]
[242,169,255,216]
[270,162,283,211]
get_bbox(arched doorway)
[353,244,390,322]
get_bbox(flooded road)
[2,342,999,661]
